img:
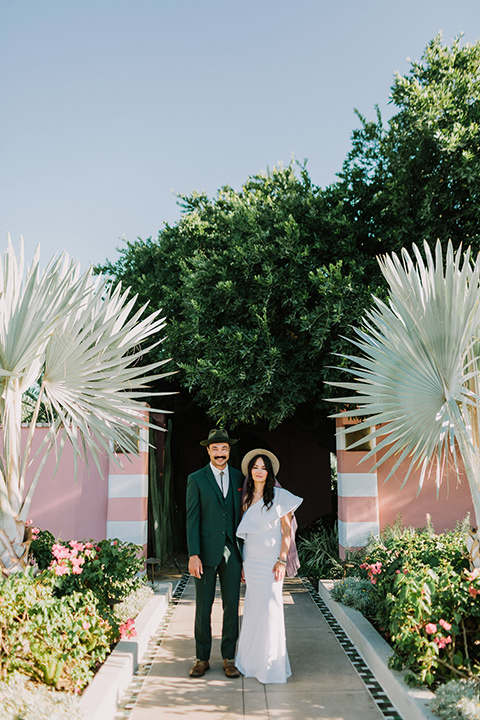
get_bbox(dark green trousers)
[194,540,242,661]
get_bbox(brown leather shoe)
[223,659,241,678]
[189,659,210,678]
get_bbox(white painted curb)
[319,580,437,720]
[80,582,173,720]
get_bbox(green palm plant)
[0,238,172,574]
[330,240,480,526]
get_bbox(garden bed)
[319,579,437,720]
[80,581,172,720]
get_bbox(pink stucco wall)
[19,418,150,550]
[376,449,476,532]
[26,428,110,540]
[336,416,477,554]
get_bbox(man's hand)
[188,554,203,579]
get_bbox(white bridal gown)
[235,487,303,684]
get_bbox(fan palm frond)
[0,238,173,572]
[329,240,480,509]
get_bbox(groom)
[186,428,244,678]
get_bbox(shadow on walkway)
[123,577,397,720]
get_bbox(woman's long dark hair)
[243,454,276,510]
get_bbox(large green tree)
[98,35,480,433]
[99,163,370,431]
[334,34,480,260]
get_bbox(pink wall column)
[335,418,477,556]
[106,423,149,557]
[336,417,379,557]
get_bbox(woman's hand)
[272,560,286,582]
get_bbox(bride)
[235,449,302,684]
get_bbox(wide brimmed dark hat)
[241,448,280,477]
[200,428,238,447]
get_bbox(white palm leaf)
[40,275,172,480]
[330,240,480,496]
[0,238,82,389]
[0,240,172,535]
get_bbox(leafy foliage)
[97,35,480,434]
[98,162,373,429]
[297,520,353,579]
[432,678,480,720]
[355,519,480,687]
[330,576,377,616]
[0,673,84,720]
[335,34,480,260]
[0,570,112,691]
[29,530,144,608]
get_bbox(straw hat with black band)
[241,448,279,477]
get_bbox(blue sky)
[1,1,479,270]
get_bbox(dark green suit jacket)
[186,463,244,567]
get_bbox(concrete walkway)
[124,576,399,720]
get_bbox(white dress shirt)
[210,463,229,498]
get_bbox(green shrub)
[297,520,343,578]
[29,527,55,570]
[30,533,144,608]
[114,583,154,624]
[357,517,478,687]
[0,570,113,691]
[330,576,377,616]
[0,672,84,720]
[432,678,480,720]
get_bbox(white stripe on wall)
[338,519,380,548]
[106,520,148,546]
[108,474,148,498]
[338,472,378,497]
[139,426,149,454]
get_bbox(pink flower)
[54,563,69,576]
[52,544,70,561]
[370,578,377,585]
[434,635,452,649]
[469,585,480,598]
[82,621,91,630]
[425,623,437,634]
[119,618,137,639]
[439,619,452,631]
[70,541,85,552]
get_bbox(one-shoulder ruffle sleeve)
[236,487,303,540]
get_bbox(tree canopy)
[99,164,370,431]
[98,34,480,434]
[335,34,480,259]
